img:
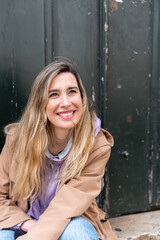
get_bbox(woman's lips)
[57,110,76,119]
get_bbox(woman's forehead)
[49,72,79,89]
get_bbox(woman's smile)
[57,110,76,119]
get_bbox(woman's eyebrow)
[48,89,59,93]
[48,86,79,93]
[68,86,79,90]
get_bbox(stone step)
[109,210,160,240]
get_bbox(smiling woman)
[0,58,118,240]
[46,72,83,157]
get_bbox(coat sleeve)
[17,132,112,240]
[0,135,31,229]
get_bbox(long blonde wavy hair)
[5,58,96,201]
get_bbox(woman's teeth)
[59,112,73,117]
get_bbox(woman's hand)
[20,219,36,232]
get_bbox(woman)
[0,58,118,240]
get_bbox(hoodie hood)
[95,117,114,147]
[95,117,101,136]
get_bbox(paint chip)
[104,1,107,13]
[117,84,122,89]
[136,108,140,116]
[104,23,108,32]
[111,1,118,12]
[127,115,132,123]
[92,86,95,102]
[133,50,138,55]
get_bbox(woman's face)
[46,72,83,134]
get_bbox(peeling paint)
[117,84,122,89]
[126,115,132,123]
[104,1,107,13]
[133,50,138,55]
[131,1,138,7]
[148,73,152,78]
[136,108,140,116]
[92,86,95,102]
[111,1,118,12]
[148,170,153,204]
[104,23,108,32]
[126,57,135,62]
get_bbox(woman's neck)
[49,127,71,156]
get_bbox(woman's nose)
[60,94,71,107]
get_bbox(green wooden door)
[105,0,160,216]
[0,0,159,217]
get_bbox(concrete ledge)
[109,210,160,240]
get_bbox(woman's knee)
[0,230,15,240]
[59,217,99,240]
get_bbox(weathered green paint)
[0,0,160,217]
[105,0,160,216]
[149,0,160,207]
[0,0,46,137]
[0,0,99,143]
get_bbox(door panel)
[105,0,160,216]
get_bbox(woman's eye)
[69,89,77,94]
[49,92,59,98]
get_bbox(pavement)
[109,210,160,240]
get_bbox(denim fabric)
[0,230,15,240]
[0,217,99,240]
[59,217,99,240]
[0,229,25,240]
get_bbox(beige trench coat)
[0,129,118,240]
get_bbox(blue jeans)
[0,217,99,240]
[0,229,25,240]
[59,217,99,240]
[0,230,15,240]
